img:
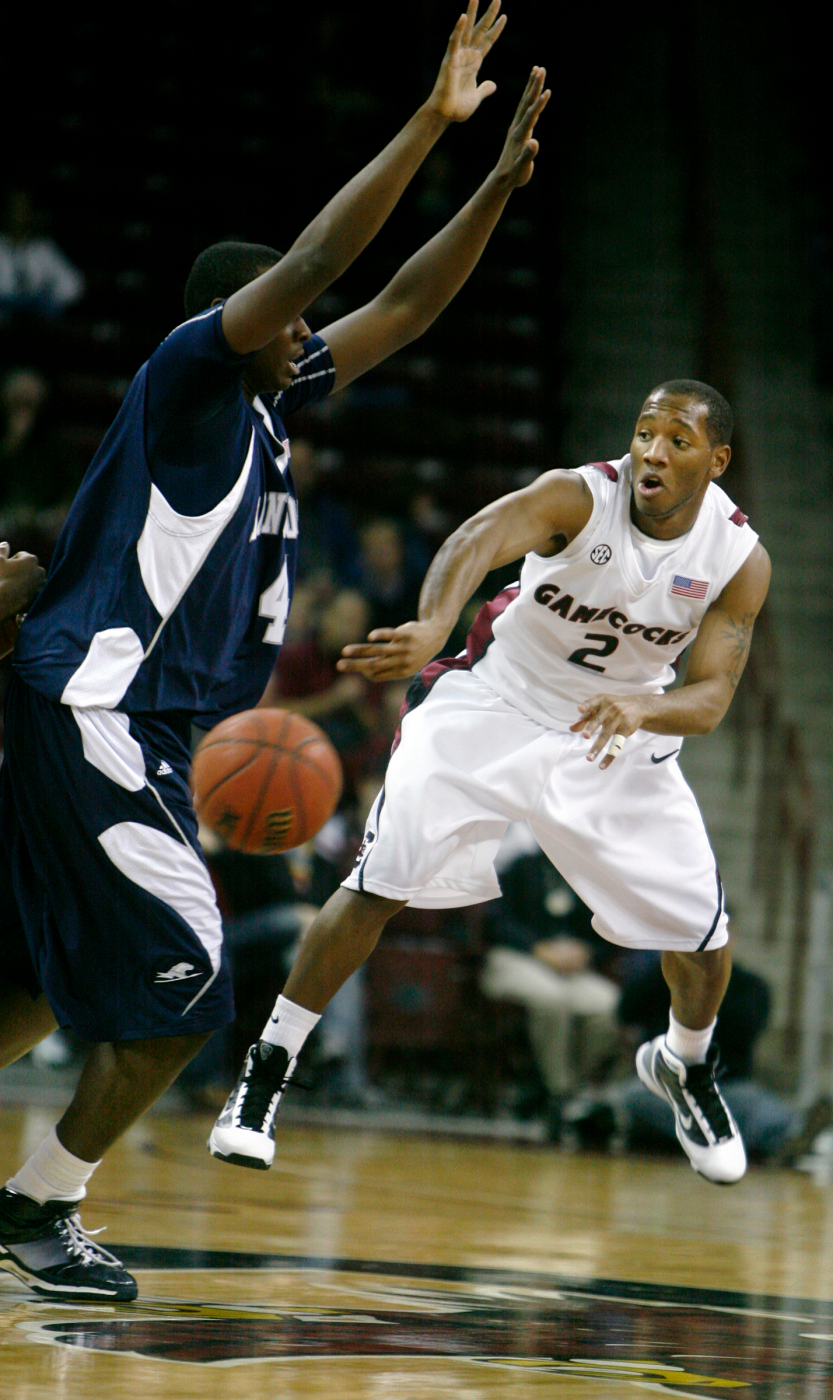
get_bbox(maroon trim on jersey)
[590,461,619,482]
[729,507,748,527]
[390,586,520,753]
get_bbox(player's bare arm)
[222,1,507,356]
[338,471,594,681]
[323,66,550,391]
[573,541,771,768]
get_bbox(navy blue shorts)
[0,677,234,1042]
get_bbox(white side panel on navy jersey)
[137,430,254,618]
[72,707,146,792]
[474,456,758,729]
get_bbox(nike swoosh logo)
[651,749,680,764]
[154,973,203,983]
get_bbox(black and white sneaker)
[636,1036,747,1184]
[208,1042,295,1169]
[0,1187,138,1301]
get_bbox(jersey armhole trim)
[729,507,748,527]
[590,461,619,482]
[528,467,606,563]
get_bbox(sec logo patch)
[590,543,612,565]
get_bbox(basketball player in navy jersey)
[0,3,549,1301]
[213,382,771,1190]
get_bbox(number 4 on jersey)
[259,561,290,644]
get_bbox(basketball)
[191,708,343,854]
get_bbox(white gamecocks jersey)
[472,455,758,729]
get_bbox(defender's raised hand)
[427,1,507,123]
[494,67,550,187]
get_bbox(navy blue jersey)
[14,306,335,727]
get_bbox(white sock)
[665,1011,716,1066]
[6,1126,100,1205]
[261,994,320,1059]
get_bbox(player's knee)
[332,887,405,938]
[665,945,730,985]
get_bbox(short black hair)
[183,240,283,318]
[643,378,733,447]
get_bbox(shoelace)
[683,1065,733,1141]
[239,1061,315,1127]
[57,1213,123,1268]
[239,1057,292,1127]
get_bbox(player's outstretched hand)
[337,620,446,682]
[494,67,550,188]
[0,542,45,658]
[426,0,507,123]
[570,693,649,770]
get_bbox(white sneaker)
[208,1043,296,1170]
[636,1035,747,1184]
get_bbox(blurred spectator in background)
[0,190,84,329]
[480,824,620,1137]
[357,517,426,632]
[570,956,833,1163]
[182,824,374,1110]
[291,437,361,592]
[415,150,457,225]
[0,368,59,510]
[178,832,312,1106]
[262,589,378,792]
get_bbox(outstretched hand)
[0,541,45,659]
[494,67,550,187]
[0,542,44,618]
[337,620,447,682]
[427,0,507,123]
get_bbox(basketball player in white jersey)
[210,379,771,1186]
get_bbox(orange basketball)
[191,708,343,855]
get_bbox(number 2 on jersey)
[259,561,290,645]
[567,632,619,673]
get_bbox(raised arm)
[338,471,593,680]
[222,1,507,355]
[322,67,550,391]
[573,542,772,767]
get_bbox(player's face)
[245,315,313,394]
[629,395,730,536]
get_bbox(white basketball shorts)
[343,668,727,953]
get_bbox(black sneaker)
[208,1042,295,1169]
[636,1036,747,1184]
[0,1187,138,1301]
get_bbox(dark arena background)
[1,4,833,1396]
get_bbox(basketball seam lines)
[238,741,283,850]
[195,749,265,807]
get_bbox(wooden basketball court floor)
[2,1104,833,1397]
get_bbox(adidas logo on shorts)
[157,760,173,776]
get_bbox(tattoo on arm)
[721,611,756,690]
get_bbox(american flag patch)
[670,575,709,599]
